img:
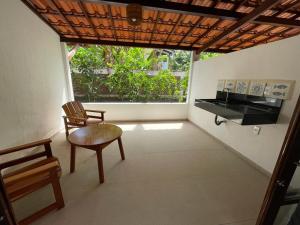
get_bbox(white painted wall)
[188,35,300,173]
[0,0,68,149]
[83,103,188,121]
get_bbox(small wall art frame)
[217,79,295,100]
[235,80,250,94]
[224,80,236,92]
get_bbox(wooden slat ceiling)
[22,0,300,53]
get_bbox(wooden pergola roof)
[22,0,300,53]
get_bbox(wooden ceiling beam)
[229,26,276,50]
[177,0,220,46]
[218,1,300,49]
[93,0,300,28]
[48,0,81,37]
[107,5,118,41]
[60,37,234,53]
[272,1,300,17]
[164,14,184,44]
[177,17,204,45]
[246,27,296,48]
[40,9,300,31]
[211,0,221,8]
[191,19,223,46]
[150,11,160,44]
[77,0,100,39]
[54,20,280,41]
[207,0,300,15]
[217,24,260,48]
[232,0,249,11]
[196,0,282,53]
[192,0,248,48]
[226,1,300,51]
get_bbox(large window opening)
[68,45,218,103]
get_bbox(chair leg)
[51,178,65,209]
[63,118,69,138]
[117,137,125,160]
[65,129,69,138]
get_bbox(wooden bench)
[62,101,106,137]
[0,139,64,225]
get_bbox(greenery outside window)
[68,45,218,103]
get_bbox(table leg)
[70,144,76,173]
[96,149,104,184]
[118,137,125,160]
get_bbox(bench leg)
[18,177,65,225]
[70,145,76,173]
[51,178,65,209]
[118,137,125,160]
[96,149,104,184]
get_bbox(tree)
[68,45,194,102]
[169,50,191,71]
[106,47,155,101]
[128,72,152,102]
[70,46,106,101]
[70,46,105,74]
[151,70,179,99]
[199,52,220,60]
[180,74,189,96]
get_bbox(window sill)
[83,102,188,105]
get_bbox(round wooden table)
[67,123,125,184]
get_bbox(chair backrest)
[62,101,88,123]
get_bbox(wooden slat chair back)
[62,101,87,123]
[62,101,105,137]
[0,139,64,225]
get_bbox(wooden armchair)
[0,139,64,225]
[62,101,105,137]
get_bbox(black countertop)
[194,92,282,125]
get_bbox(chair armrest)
[63,116,87,123]
[0,139,54,170]
[87,115,103,119]
[85,110,106,113]
[0,139,52,156]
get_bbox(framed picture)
[235,80,249,94]
[264,80,295,99]
[249,80,266,96]
[224,80,236,92]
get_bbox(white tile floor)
[13,121,269,225]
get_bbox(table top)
[68,124,122,147]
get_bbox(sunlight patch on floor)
[142,122,183,130]
[116,124,137,131]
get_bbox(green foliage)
[72,73,104,102]
[151,70,178,99]
[128,72,152,102]
[169,51,191,71]
[70,46,107,102]
[199,52,220,61]
[69,45,193,102]
[106,47,154,101]
[71,46,105,74]
[106,65,131,100]
[180,74,189,96]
